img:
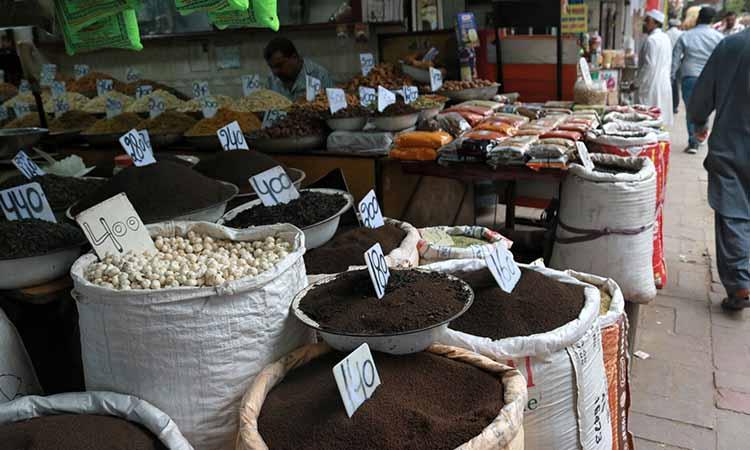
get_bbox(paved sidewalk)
[630,109,750,449]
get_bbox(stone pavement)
[629,109,750,450]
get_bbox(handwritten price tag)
[359,87,376,108]
[306,75,321,102]
[402,86,419,104]
[0,182,56,223]
[12,150,45,179]
[13,102,31,118]
[358,189,384,229]
[359,53,375,76]
[96,79,113,97]
[575,141,595,171]
[192,81,210,99]
[262,110,287,129]
[18,80,31,94]
[53,98,70,117]
[125,67,141,82]
[579,58,592,88]
[377,86,396,113]
[249,166,300,206]
[148,94,166,119]
[364,242,390,299]
[333,343,381,418]
[135,84,153,99]
[51,81,66,98]
[201,97,219,119]
[74,64,89,80]
[119,129,156,167]
[0,107,7,122]
[484,244,520,293]
[217,120,249,151]
[106,97,123,119]
[40,64,56,87]
[241,74,261,96]
[75,193,155,259]
[326,88,347,115]
[429,67,443,92]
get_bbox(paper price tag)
[51,80,66,98]
[359,53,375,76]
[402,86,419,104]
[377,86,396,112]
[119,129,156,167]
[96,79,113,97]
[217,120,249,151]
[18,79,31,94]
[333,343,381,418]
[262,110,287,129]
[241,74,262,96]
[326,88,347,115]
[106,97,123,119]
[579,58,592,88]
[74,64,89,80]
[201,97,219,118]
[53,98,70,117]
[192,81,210,99]
[40,64,56,87]
[0,182,56,223]
[13,102,31,118]
[135,84,152,99]
[0,107,7,122]
[423,47,439,62]
[575,141,595,171]
[358,189,384,229]
[364,242,390,299]
[148,94,166,119]
[429,67,443,92]
[125,67,141,82]
[484,244,521,293]
[249,166,300,206]
[12,150,45,179]
[75,193,156,259]
[306,75,321,102]
[359,87,376,108]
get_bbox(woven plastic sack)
[0,391,193,450]
[0,308,41,403]
[209,0,279,31]
[235,342,526,450]
[70,222,314,450]
[566,270,634,450]
[57,7,143,56]
[417,225,513,264]
[426,259,612,450]
[56,0,140,31]
[176,0,248,15]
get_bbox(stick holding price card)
[333,343,381,418]
[358,189,384,229]
[484,244,521,293]
[0,182,56,223]
[249,166,300,206]
[217,120,249,151]
[364,242,390,299]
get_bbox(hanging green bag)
[57,0,141,31]
[208,0,279,31]
[58,7,143,56]
[175,0,248,15]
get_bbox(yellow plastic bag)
[393,130,452,149]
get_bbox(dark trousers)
[715,212,750,295]
[672,78,680,112]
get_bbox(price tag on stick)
[125,67,141,82]
[192,81,210,99]
[262,110,287,128]
[54,98,70,117]
[364,242,390,299]
[333,343,381,418]
[13,102,31,118]
[18,80,31,95]
[578,57,593,88]
[75,193,156,259]
[359,53,375,76]
[96,79,113,96]
[217,120,249,151]
[74,64,89,80]
[0,182,56,223]
[40,64,56,87]
[326,88,347,114]
[249,165,300,206]
[359,87,376,108]
[306,75,321,102]
[429,67,443,92]
[201,97,219,119]
[358,189,384,229]
[136,85,153,99]
[241,74,261,96]
[51,81,66,98]
[402,86,419,104]
[148,95,166,119]
[119,129,156,167]
[377,86,396,112]
[12,150,45,179]
[106,97,123,119]
[484,244,521,293]
[575,141,595,171]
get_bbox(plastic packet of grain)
[58,7,143,56]
[57,0,140,31]
[175,0,248,15]
[208,0,279,31]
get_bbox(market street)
[630,108,750,449]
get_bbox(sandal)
[721,296,750,311]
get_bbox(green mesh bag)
[57,0,141,31]
[175,0,248,15]
[58,7,143,56]
[208,0,278,31]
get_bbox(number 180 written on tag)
[484,244,520,293]
[249,166,299,206]
[364,242,390,299]
[333,343,381,418]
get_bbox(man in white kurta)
[635,10,674,126]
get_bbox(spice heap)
[126,89,185,113]
[599,287,613,315]
[304,224,406,274]
[0,174,106,211]
[377,100,417,117]
[253,110,325,139]
[0,219,84,259]
[122,79,185,98]
[297,91,360,113]
[68,71,127,96]
[0,82,18,100]
[231,89,292,112]
[42,92,90,112]
[226,190,347,229]
[2,92,51,109]
[0,414,167,450]
[178,95,234,113]
[450,269,585,339]
[136,111,196,135]
[193,150,295,193]
[344,63,413,90]
[84,232,291,290]
[440,79,496,91]
[258,351,504,450]
[328,104,370,119]
[83,112,142,135]
[48,111,99,133]
[411,94,448,110]
[71,161,236,223]
[2,113,40,129]
[299,269,470,334]
[81,91,134,114]
[184,108,262,137]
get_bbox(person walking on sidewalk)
[635,10,674,127]
[688,28,750,311]
[666,18,683,114]
[672,6,724,154]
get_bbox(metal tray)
[417,105,444,121]
[372,113,420,132]
[44,130,84,146]
[81,132,121,148]
[184,135,221,152]
[325,116,367,132]
[0,127,48,158]
[250,134,326,153]
[0,244,85,290]
[149,133,183,149]
[291,269,475,354]
[439,84,500,102]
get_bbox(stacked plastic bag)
[56,0,143,55]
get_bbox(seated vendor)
[264,37,333,101]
